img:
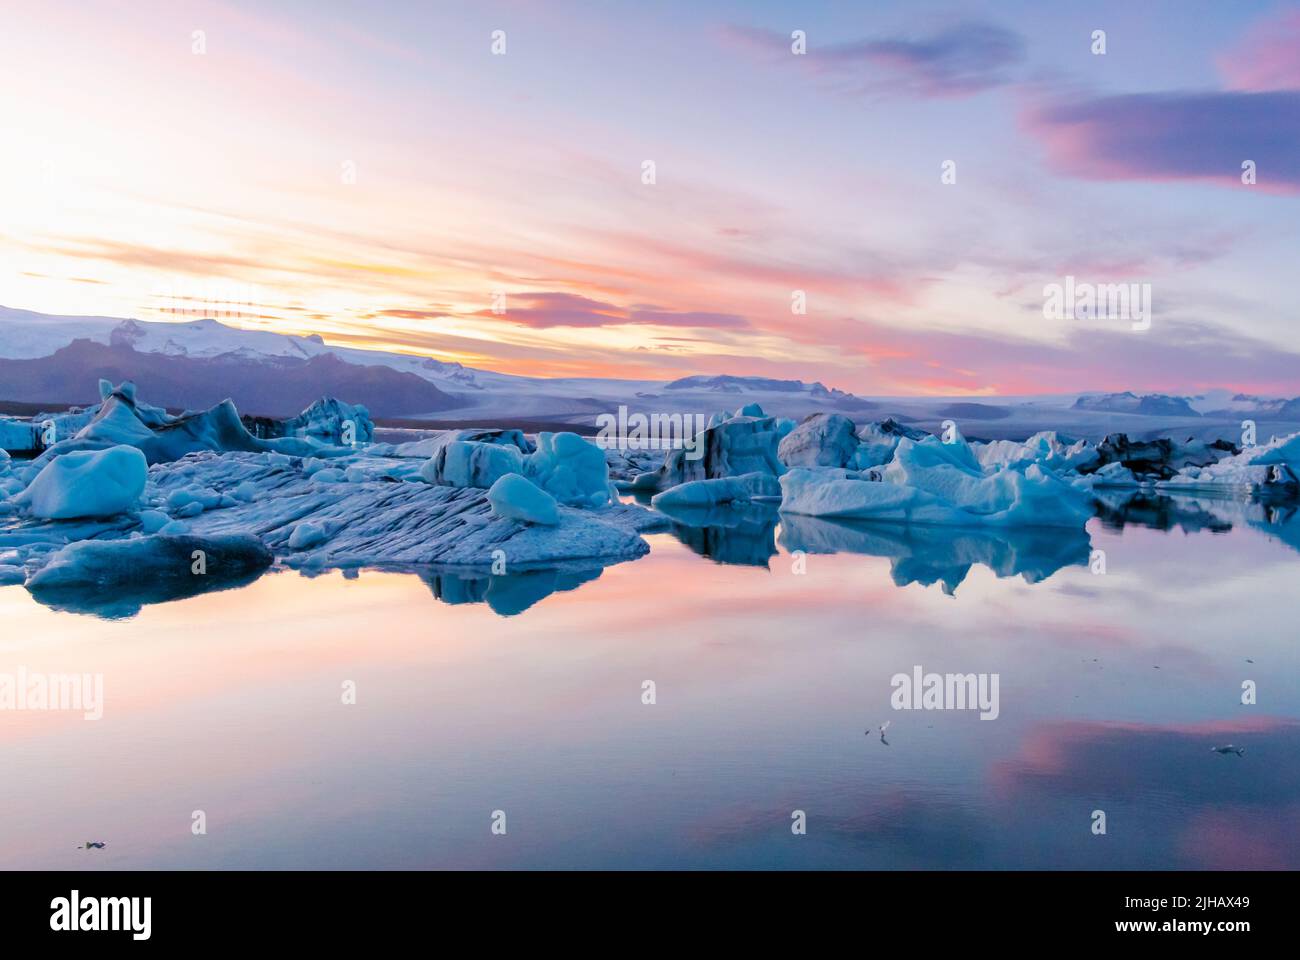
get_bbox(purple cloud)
[1023,90,1300,192]
[724,21,1025,98]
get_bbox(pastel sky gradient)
[2,0,1299,394]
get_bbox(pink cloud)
[1219,9,1300,91]
[467,292,750,331]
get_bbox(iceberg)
[2,439,664,620]
[629,413,785,492]
[0,417,40,456]
[25,533,274,620]
[277,397,374,445]
[144,451,654,568]
[975,431,1098,474]
[373,427,534,460]
[1077,433,1239,483]
[778,413,860,468]
[15,445,148,519]
[421,439,525,488]
[853,418,928,469]
[650,471,781,509]
[488,473,560,526]
[16,381,351,474]
[524,431,614,507]
[421,431,613,507]
[1162,430,1300,498]
[780,430,1095,528]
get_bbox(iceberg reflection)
[654,501,779,567]
[778,514,1092,594]
[418,564,606,617]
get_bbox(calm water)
[2,494,1298,869]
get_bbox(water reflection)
[1,490,1297,869]
[418,565,605,617]
[27,568,269,621]
[778,514,1091,593]
[1093,491,1235,535]
[14,492,1300,620]
[654,501,778,567]
[1094,490,1300,553]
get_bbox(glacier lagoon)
[1,493,1297,870]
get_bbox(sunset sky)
[2,0,1299,395]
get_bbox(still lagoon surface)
[2,494,1298,869]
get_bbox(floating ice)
[288,520,333,550]
[374,427,533,460]
[422,440,525,489]
[278,397,374,445]
[488,473,560,526]
[1163,430,1299,496]
[25,533,273,619]
[421,431,614,508]
[780,431,1095,528]
[138,509,171,533]
[15,446,148,519]
[629,414,785,492]
[976,431,1097,474]
[650,472,781,509]
[854,418,928,470]
[0,418,39,455]
[142,450,654,568]
[13,382,350,474]
[778,413,860,468]
[525,432,613,507]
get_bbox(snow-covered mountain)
[1072,391,1202,417]
[3,306,1300,439]
[0,339,464,418]
[0,307,493,390]
[0,307,878,422]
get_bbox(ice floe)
[627,406,787,492]
[649,472,781,509]
[14,446,148,520]
[488,473,560,526]
[6,375,1300,618]
[1161,432,1300,497]
[0,381,664,618]
[26,533,273,619]
[422,431,613,507]
[780,430,1095,528]
[777,413,860,468]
